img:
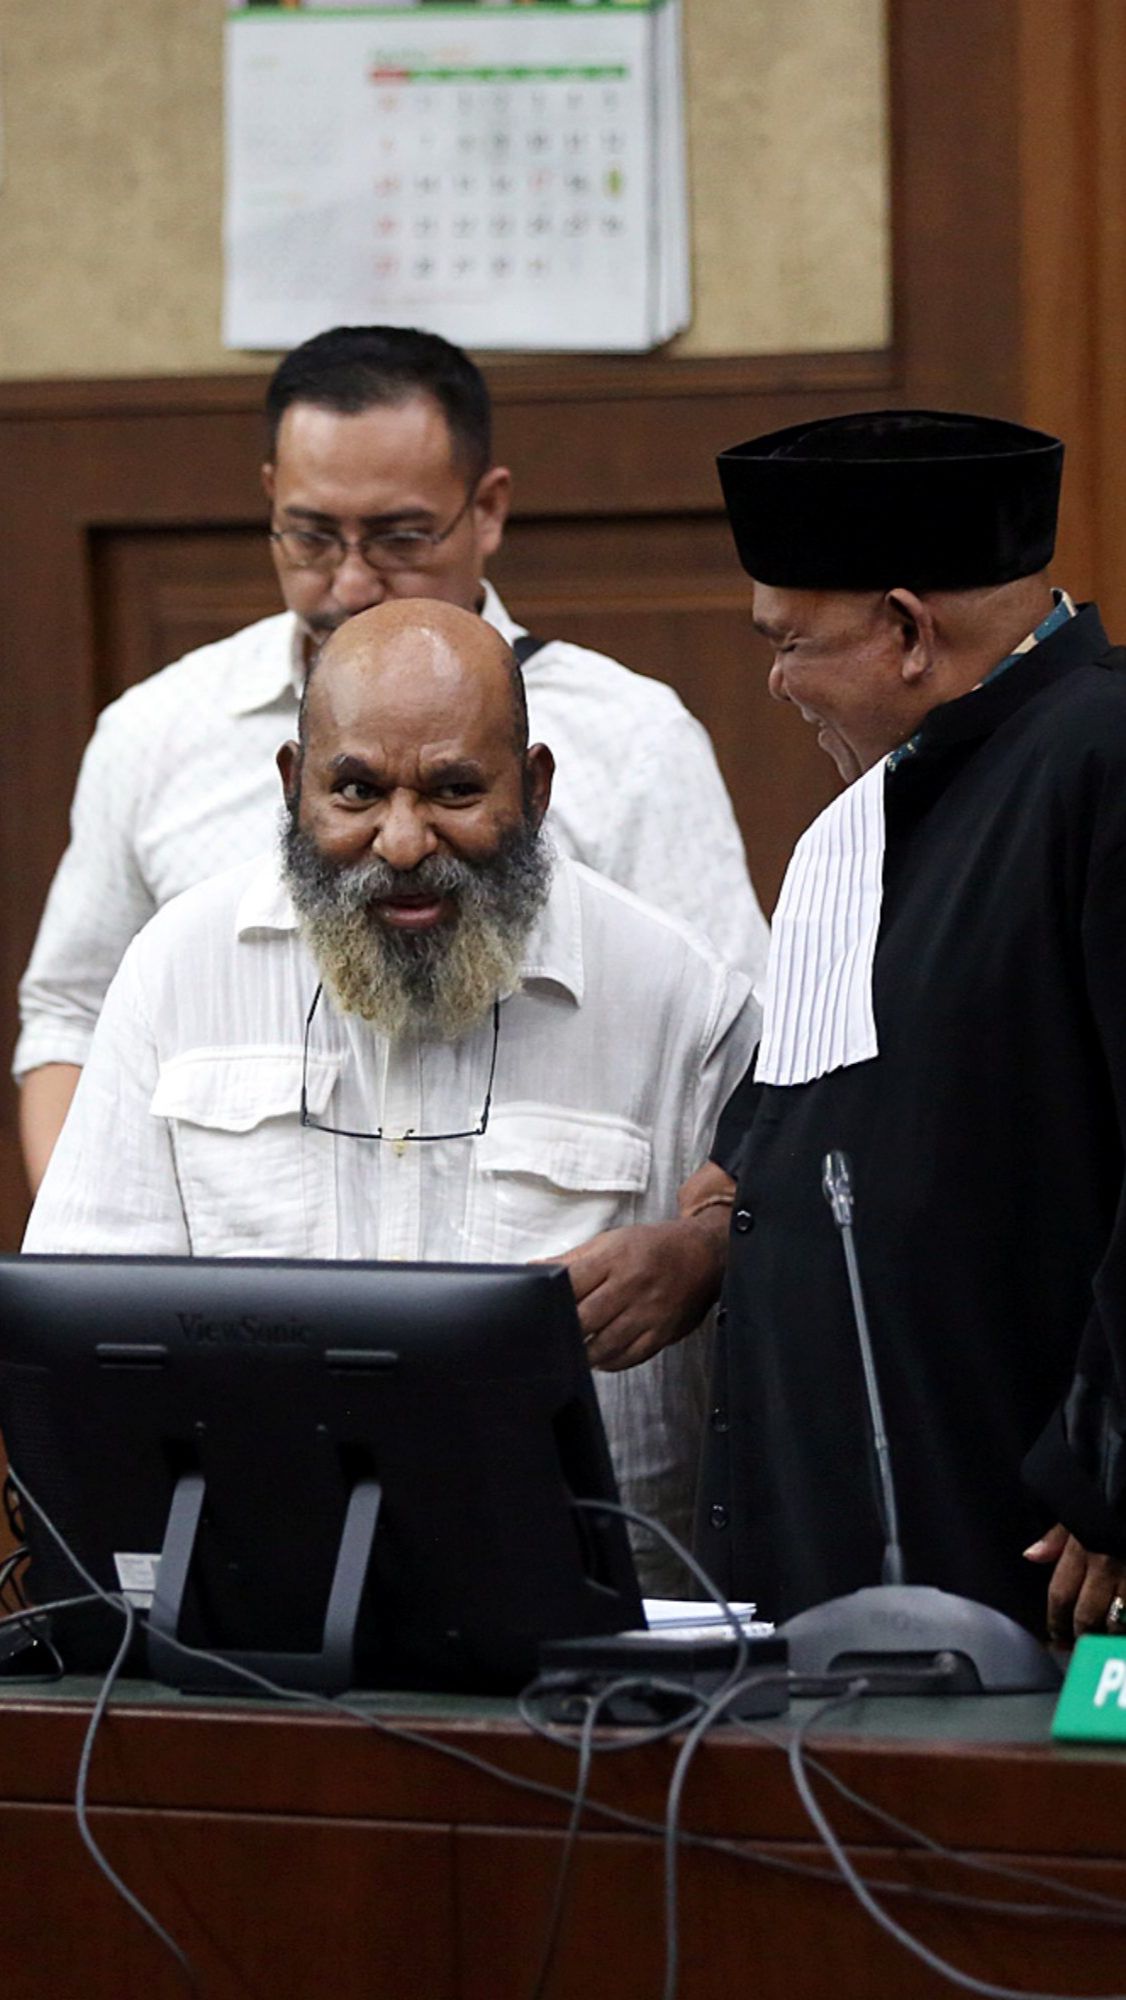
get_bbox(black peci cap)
[717,409,1064,590]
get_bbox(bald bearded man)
[17,325,767,1194]
[25,601,759,1592]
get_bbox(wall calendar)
[224,1,689,353]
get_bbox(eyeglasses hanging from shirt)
[299,983,500,1142]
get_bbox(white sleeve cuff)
[11,1021,96,1083]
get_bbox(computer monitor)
[0,1255,643,1695]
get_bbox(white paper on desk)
[114,1551,160,1609]
[641,1598,774,1641]
[223,1,690,353]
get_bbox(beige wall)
[686,0,889,355]
[0,0,888,378]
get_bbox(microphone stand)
[821,1151,905,1588]
[777,1153,1061,1694]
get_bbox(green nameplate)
[1051,1636,1126,1741]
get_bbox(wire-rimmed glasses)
[299,983,500,1142]
[269,484,478,576]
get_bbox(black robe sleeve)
[710,1057,761,1179]
[1023,763,1126,1554]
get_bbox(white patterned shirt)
[14,585,768,1078]
[24,852,760,1593]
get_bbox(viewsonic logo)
[177,1313,314,1347]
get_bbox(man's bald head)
[277,599,555,1042]
[277,595,554,901]
[297,598,529,760]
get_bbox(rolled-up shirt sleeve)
[14,707,157,1079]
[22,939,189,1256]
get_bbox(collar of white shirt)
[224,615,307,718]
[235,846,585,1007]
[222,582,532,722]
[478,578,529,650]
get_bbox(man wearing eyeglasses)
[24,600,759,1593]
[15,324,767,1193]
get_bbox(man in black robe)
[692,409,1126,1642]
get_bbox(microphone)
[820,1153,904,1586]
[820,1149,853,1229]
[773,1148,1062,1695]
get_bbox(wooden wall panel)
[888,0,1023,412]
[90,528,279,708]
[1014,1,1126,636]
[455,1827,1126,2000]
[1015,2,1099,600]
[0,1807,457,2000]
[1090,0,1126,616]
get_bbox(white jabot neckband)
[755,757,887,1087]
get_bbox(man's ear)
[277,739,301,807]
[472,465,511,561]
[884,587,936,686]
[523,743,554,827]
[261,460,276,506]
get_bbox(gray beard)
[281,813,552,1042]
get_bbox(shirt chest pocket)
[474,1104,652,1262]
[149,1048,342,1260]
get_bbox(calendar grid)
[225,0,689,352]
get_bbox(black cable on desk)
[7,1463,1126,2000]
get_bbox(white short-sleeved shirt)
[24,853,760,1593]
[14,585,768,1078]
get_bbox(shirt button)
[709,1503,729,1531]
[734,1209,753,1234]
[710,1407,728,1433]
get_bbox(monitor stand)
[145,1470,383,1695]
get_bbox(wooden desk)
[0,1681,1122,1999]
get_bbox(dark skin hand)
[1024,1524,1126,1644]
[549,1162,735,1371]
